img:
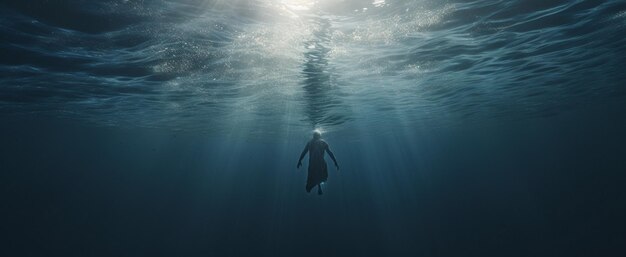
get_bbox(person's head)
[313,130,321,140]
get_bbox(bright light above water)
[280,0,317,11]
[373,0,386,7]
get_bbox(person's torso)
[308,139,327,161]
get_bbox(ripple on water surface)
[1,0,625,132]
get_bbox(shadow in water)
[301,16,349,128]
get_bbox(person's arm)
[297,142,309,169]
[326,146,339,170]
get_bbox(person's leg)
[317,184,323,195]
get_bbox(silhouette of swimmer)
[297,131,339,195]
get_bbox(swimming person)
[297,131,339,195]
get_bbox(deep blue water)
[1,0,626,256]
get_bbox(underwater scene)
[1,0,626,256]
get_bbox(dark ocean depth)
[1,0,626,256]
